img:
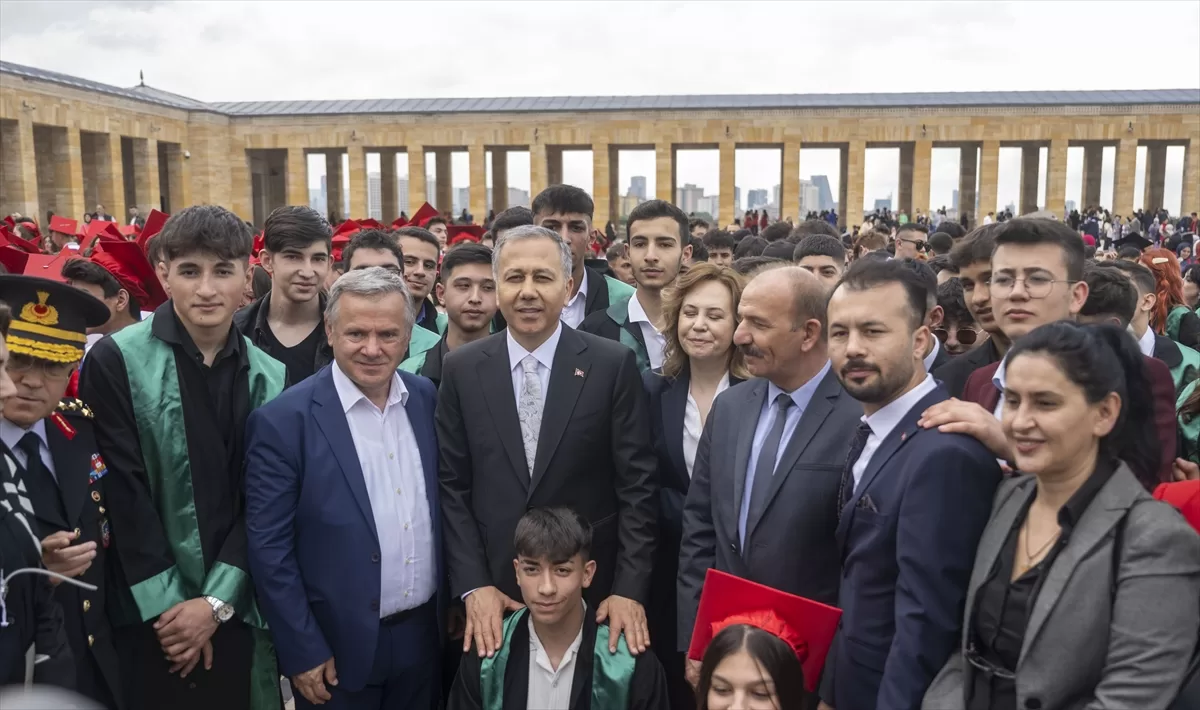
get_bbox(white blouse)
[683,373,731,477]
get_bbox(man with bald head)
[677,265,862,686]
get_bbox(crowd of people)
[0,181,1199,710]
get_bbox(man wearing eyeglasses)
[0,276,123,709]
[894,223,930,260]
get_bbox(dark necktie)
[747,394,794,529]
[837,423,873,522]
[17,431,64,524]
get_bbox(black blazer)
[437,327,658,606]
[932,338,1002,399]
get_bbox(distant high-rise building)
[772,184,780,209]
[454,187,470,215]
[316,175,328,215]
[368,171,382,220]
[677,183,705,214]
[799,179,821,216]
[629,176,647,201]
[696,195,720,218]
[308,188,322,212]
[1065,199,1077,214]
[874,195,893,211]
[951,189,960,213]
[397,178,410,216]
[747,189,768,210]
[811,175,835,212]
[734,187,741,214]
[508,187,531,208]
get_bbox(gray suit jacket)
[676,369,861,652]
[923,465,1200,710]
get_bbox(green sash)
[399,324,442,374]
[1167,305,1192,343]
[604,297,651,374]
[111,314,285,710]
[435,311,449,334]
[605,275,635,307]
[1180,380,1200,466]
[480,608,635,710]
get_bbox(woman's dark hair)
[696,624,807,710]
[1005,321,1159,489]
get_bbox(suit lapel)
[731,380,768,533]
[530,328,590,497]
[663,371,691,491]
[311,370,379,543]
[399,373,439,519]
[746,370,840,541]
[584,267,606,317]
[479,336,531,492]
[46,423,89,527]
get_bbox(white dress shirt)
[851,374,939,490]
[991,354,1010,419]
[683,372,730,477]
[507,323,562,407]
[627,292,667,369]
[923,338,941,372]
[527,607,585,710]
[0,418,56,481]
[1138,326,1157,358]
[332,362,435,616]
[561,273,589,328]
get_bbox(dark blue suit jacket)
[827,386,1000,710]
[244,365,444,692]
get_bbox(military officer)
[0,275,121,709]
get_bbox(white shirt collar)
[923,337,941,372]
[627,291,655,327]
[767,361,831,411]
[861,374,939,440]
[1137,325,1157,358]
[528,603,586,670]
[507,322,563,373]
[331,360,408,413]
[0,417,48,453]
[566,270,589,308]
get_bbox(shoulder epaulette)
[56,397,94,419]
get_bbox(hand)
[40,530,97,583]
[447,604,466,641]
[170,639,212,678]
[463,586,524,657]
[818,702,835,710]
[1174,457,1200,481]
[685,658,701,688]
[292,657,338,705]
[918,398,1011,460]
[155,598,219,664]
[596,595,649,655]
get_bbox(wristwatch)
[204,596,234,624]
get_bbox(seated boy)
[448,507,668,709]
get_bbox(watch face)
[217,605,234,622]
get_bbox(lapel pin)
[574,368,585,378]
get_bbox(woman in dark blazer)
[924,322,1200,710]
[642,263,749,710]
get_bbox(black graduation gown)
[447,614,668,710]
[78,309,269,710]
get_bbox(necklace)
[1022,517,1060,567]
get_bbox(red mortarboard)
[14,221,41,244]
[331,220,363,262]
[447,225,484,246]
[409,202,438,228]
[2,216,13,230]
[252,232,265,257]
[358,218,384,230]
[391,216,410,230]
[687,569,841,693]
[90,239,169,311]
[136,210,169,251]
[81,220,124,250]
[119,225,137,237]
[0,226,42,255]
[21,251,75,283]
[0,246,29,275]
[49,215,78,236]
[1154,480,1200,534]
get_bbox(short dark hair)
[761,240,795,260]
[263,205,332,254]
[936,277,972,326]
[948,222,1006,271]
[788,219,841,244]
[343,229,404,267]
[424,216,447,230]
[733,236,768,259]
[898,257,938,310]
[731,255,785,275]
[702,230,736,251]
[531,185,593,220]
[61,258,141,318]
[794,234,846,263]
[928,231,954,256]
[689,237,709,262]
[1084,245,1097,260]
[896,223,929,238]
[440,242,492,282]
[395,226,440,253]
[835,257,930,329]
[1118,246,1143,260]
[731,229,753,242]
[688,218,710,231]
[605,243,626,261]
[1096,259,1156,296]
[626,199,688,243]
[932,222,967,240]
[0,301,10,337]
[760,221,792,243]
[491,206,534,236]
[145,236,165,269]
[993,218,1086,281]
[157,205,253,262]
[513,507,592,563]
[927,255,956,275]
[1081,265,1137,326]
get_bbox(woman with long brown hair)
[643,262,749,709]
[1140,248,1200,348]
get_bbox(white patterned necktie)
[518,355,543,474]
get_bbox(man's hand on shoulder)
[597,595,649,655]
[918,398,1011,460]
[463,586,524,657]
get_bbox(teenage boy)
[80,205,285,710]
[793,234,847,293]
[448,507,668,710]
[234,205,333,385]
[701,229,736,268]
[396,226,445,334]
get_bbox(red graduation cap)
[14,220,41,245]
[447,225,484,246]
[90,239,169,311]
[358,218,385,230]
[0,246,29,275]
[390,216,410,230]
[119,224,137,237]
[49,215,78,236]
[20,251,75,283]
[687,569,841,693]
[136,210,169,251]
[0,226,42,255]
[330,220,364,262]
[252,232,265,257]
[408,202,438,228]
[80,220,124,250]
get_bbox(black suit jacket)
[931,338,1002,399]
[437,327,658,606]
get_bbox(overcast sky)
[3,0,1197,214]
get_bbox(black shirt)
[259,321,323,385]
[419,333,453,389]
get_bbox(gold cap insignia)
[20,291,59,327]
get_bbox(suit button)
[371,553,380,563]
[73,527,81,537]
[730,543,737,553]
[189,682,197,690]
[83,600,91,612]
[87,635,94,647]
[1025,699,1042,710]
[370,599,379,611]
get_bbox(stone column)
[843,140,866,229]
[1046,138,1069,218]
[958,144,978,223]
[898,143,915,216]
[719,141,736,226]
[491,149,508,213]
[95,132,126,220]
[347,143,367,219]
[780,140,801,222]
[286,147,308,208]
[592,139,611,227]
[434,149,453,214]
[1145,144,1168,213]
[134,138,161,215]
[546,146,563,187]
[655,141,674,203]
[230,147,253,221]
[977,140,1000,219]
[530,143,548,199]
[468,143,487,223]
[325,151,344,222]
[1019,144,1040,215]
[1113,137,1138,218]
[407,148,426,213]
[607,145,621,223]
[378,149,398,222]
[1182,138,1200,217]
[0,116,39,219]
[911,139,932,218]
[54,127,85,221]
[162,143,187,214]
[1082,144,1104,210]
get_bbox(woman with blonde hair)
[1141,248,1200,348]
[642,262,749,709]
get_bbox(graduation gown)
[448,610,668,710]
[78,303,285,710]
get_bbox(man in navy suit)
[245,267,443,710]
[821,258,1001,710]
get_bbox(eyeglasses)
[933,327,984,345]
[989,274,1075,299]
[7,354,77,379]
[899,237,928,251]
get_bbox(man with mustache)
[677,265,861,688]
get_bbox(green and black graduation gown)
[448,609,668,710]
[78,301,285,710]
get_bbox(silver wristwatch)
[204,595,234,624]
